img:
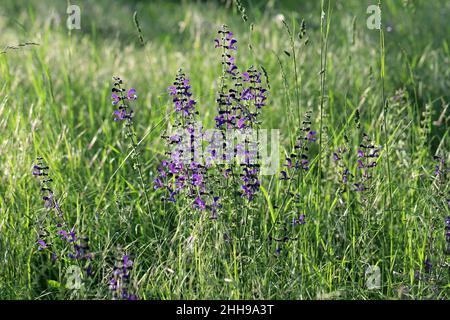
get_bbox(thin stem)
[118,84,155,236]
[318,0,331,200]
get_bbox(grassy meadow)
[0,0,449,299]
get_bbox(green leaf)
[260,185,276,223]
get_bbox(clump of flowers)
[109,255,138,300]
[213,26,270,201]
[154,70,220,217]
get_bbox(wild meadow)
[0,0,449,300]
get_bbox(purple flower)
[110,255,138,300]
[224,168,232,178]
[357,160,365,169]
[242,72,250,82]
[285,158,293,169]
[237,117,246,129]
[169,72,196,117]
[357,150,365,158]
[301,159,309,171]
[167,188,177,203]
[370,149,380,158]
[241,88,255,100]
[194,196,206,210]
[298,214,306,225]
[113,109,126,121]
[192,172,203,186]
[241,167,260,200]
[307,131,316,142]
[32,165,42,176]
[37,239,48,250]
[127,88,137,100]
[168,85,177,96]
[154,177,164,190]
[111,77,137,123]
[42,192,56,209]
[111,93,120,105]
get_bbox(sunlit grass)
[0,0,448,299]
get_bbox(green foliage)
[0,0,448,299]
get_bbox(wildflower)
[307,131,316,141]
[32,157,93,276]
[37,239,48,251]
[111,77,136,122]
[111,93,120,105]
[155,70,220,216]
[194,196,206,210]
[110,255,138,300]
[423,258,432,274]
[113,109,126,121]
[210,196,221,219]
[240,166,260,200]
[293,214,306,225]
[353,133,379,193]
[127,88,137,100]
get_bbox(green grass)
[0,0,449,299]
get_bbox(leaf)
[260,185,276,223]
